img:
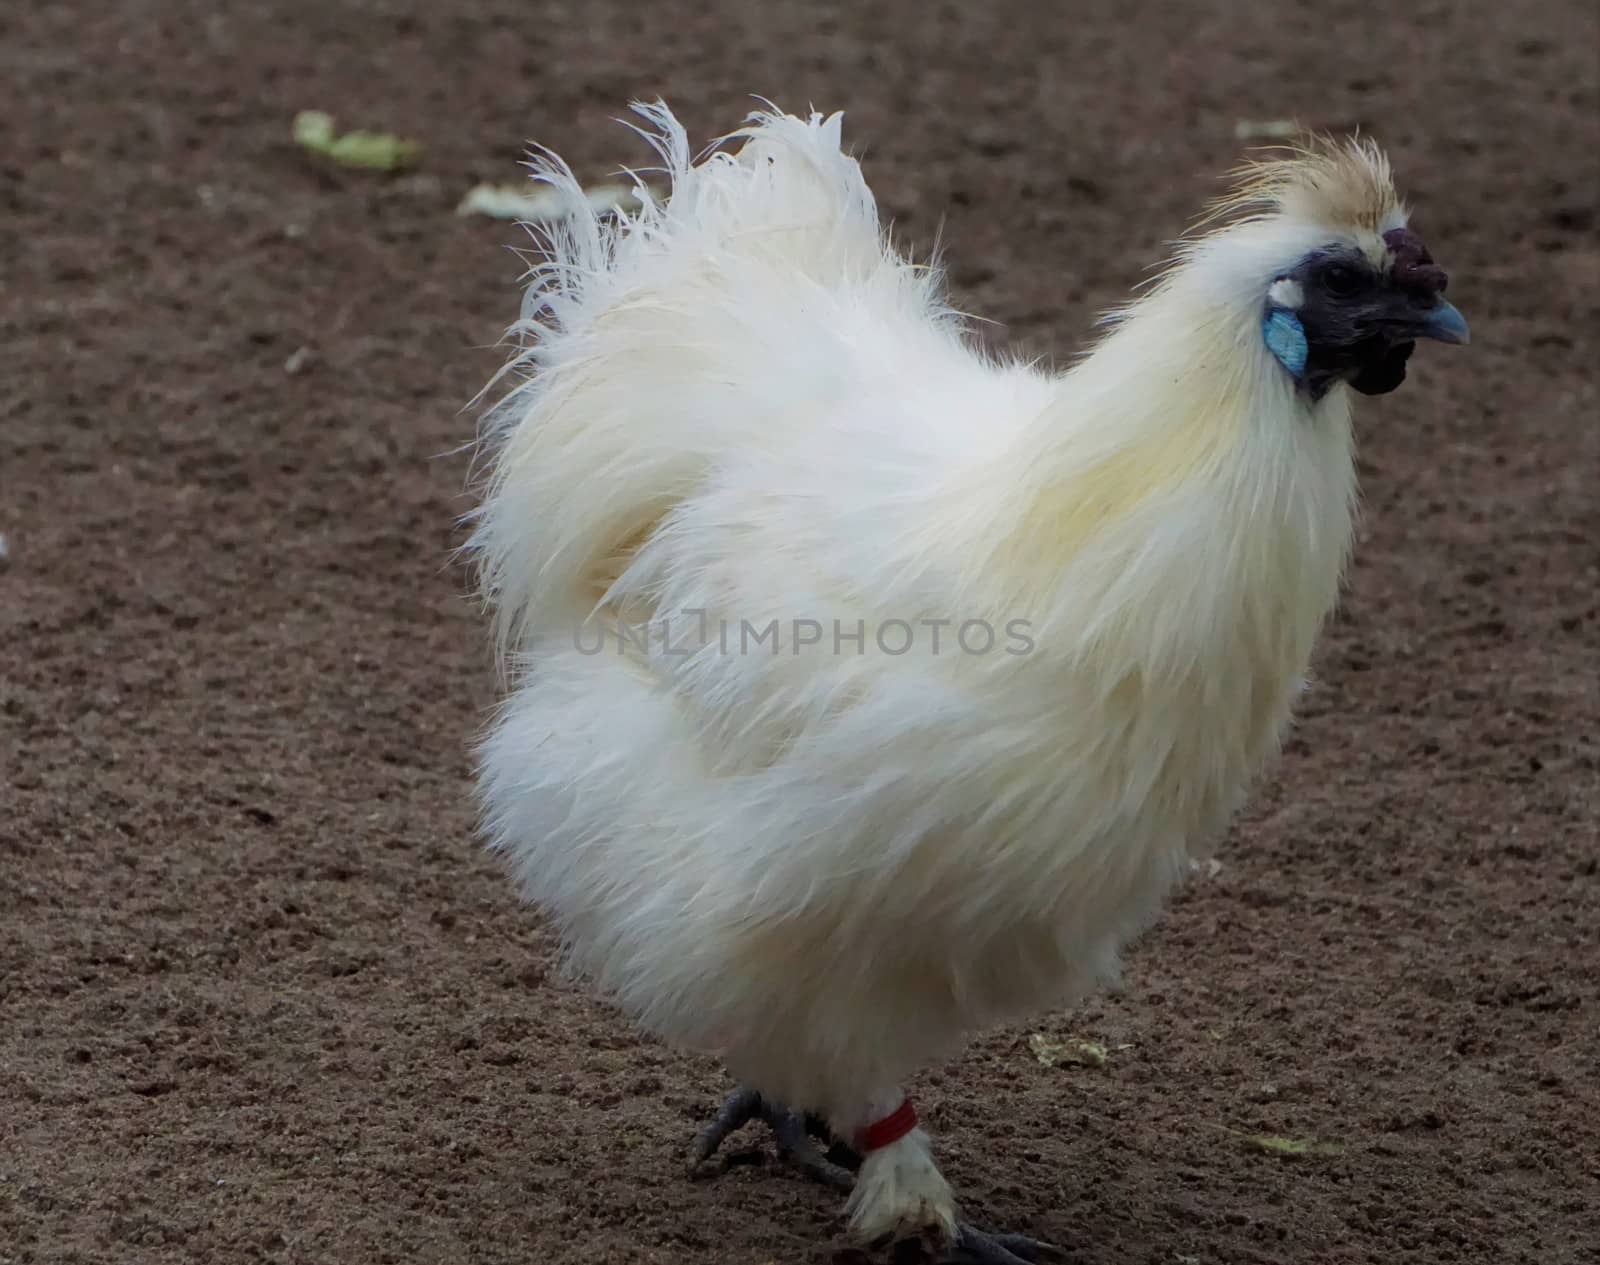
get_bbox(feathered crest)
[1194,133,1405,235]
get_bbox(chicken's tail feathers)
[467,100,933,668]
[471,99,880,431]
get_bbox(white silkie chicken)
[468,103,1467,1263]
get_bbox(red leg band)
[857,1098,918,1152]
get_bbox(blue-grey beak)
[1418,299,1470,346]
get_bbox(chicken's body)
[470,105,1465,1258]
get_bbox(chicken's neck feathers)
[962,241,1360,693]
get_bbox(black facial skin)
[1281,247,1436,400]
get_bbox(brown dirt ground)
[4,2,1598,1263]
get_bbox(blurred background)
[3,2,1595,1263]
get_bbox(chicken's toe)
[936,1222,1068,1264]
[687,1084,763,1170]
[688,1086,855,1193]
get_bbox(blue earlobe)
[1263,308,1309,379]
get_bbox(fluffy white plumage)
[468,103,1427,1248]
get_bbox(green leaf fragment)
[1213,1125,1343,1157]
[1028,1033,1132,1068]
[292,111,421,172]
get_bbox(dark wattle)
[1350,339,1415,396]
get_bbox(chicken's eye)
[1321,263,1363,297]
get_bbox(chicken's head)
[1210,138,1470,400]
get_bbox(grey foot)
[939,1222,1069,1264]
[692,1090,1065,1264]
[688,1085,855,1193]
[847,1224,1065,1265]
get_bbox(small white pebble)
[0,531,10,565]
[455,181,647,221]
[283,346,315,375]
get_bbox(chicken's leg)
[689,1087,1064,1265]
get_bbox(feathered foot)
[689,1087,1064,1265]
[687,1085,855,1193]
[850,1147,1062,1265]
